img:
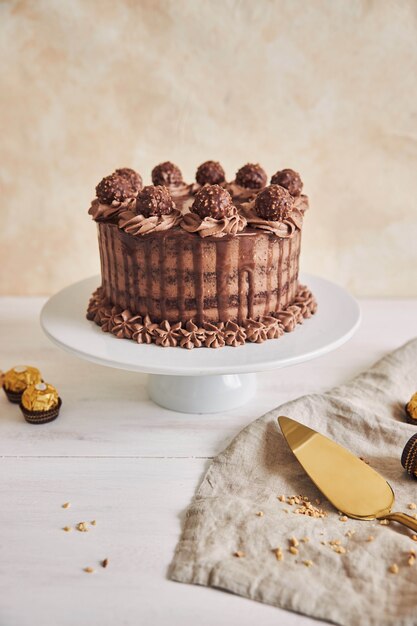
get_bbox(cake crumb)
[389,564,399,575]
[289,546,298,555]
[289,537,299,548]
[256,511,264,517]
[234,551,245,558]
[91,520,97,526]
[303,560,313,567]
[411,535,417,542]
[102,558,109,568]
[278,495,286,502]
[274,548,283,561]
[367,535,375,542]
[345,530,356,538]
[84,567,95,574]
[379,519,390,526]
[301,537,310,543]
[339,516,348,522]
[408,503,417,510]
[408,554,416,567]
[62,502,71,509]
[63,526,72,532]
[76,522,89,532]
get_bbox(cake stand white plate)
[40,274,360,413]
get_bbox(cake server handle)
[381,512,417,532]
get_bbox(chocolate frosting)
[89,197,137,222]
[241,203,303,237]
[118,208,182,236]
[87,284,317,349]
[180,209,247,238]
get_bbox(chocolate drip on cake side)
[176,237,185,320]
[144,238,153,317]
[191,238,205,325]
[215,238,232,322]
[264,237,274,316]
[237,235,256,322]
[286,237,293,307]
[277,238,284,310]
[97,224,106,296]
[159,235,167,320]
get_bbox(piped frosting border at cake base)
[86,284,317,349]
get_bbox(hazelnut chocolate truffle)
[20,382,62,425]
[255,184,294,221]
[136,185,175,217]
[406,393,417,425]
[271,168,303,196]
[115,168,143,192]
[196,161,226,186]
[235,163,267,190]
[3,365,42,403]
[401,433,417,479]
[192,184,235,220]
[152,161,183,187]
[96,173,136,205]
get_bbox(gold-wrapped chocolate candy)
[20,382,62,425]
[406,393,417,425]
[3,365,42,403]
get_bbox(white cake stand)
[40,274,360,413]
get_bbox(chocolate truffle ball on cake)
[192,185,234,219]
[271,168,309,213]
[226,163,268,206]
[195,161,226,186]
[87,160,317,348]
[271,168,303,197]
[152,162,183,187]
[235,163,267,190]
[89,168,142,222]
[137,185,176,217]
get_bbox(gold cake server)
[278,416,417,531]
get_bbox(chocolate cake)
[87,162,316,348]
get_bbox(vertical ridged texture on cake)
[97,223,301,324]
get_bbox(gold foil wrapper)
[21,382,59,412]
[3,366,42,393]
[407,392,417,421]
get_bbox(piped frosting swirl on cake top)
[119,185,182,235]
[181,184,247,238]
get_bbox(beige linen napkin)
[169,339,417,626]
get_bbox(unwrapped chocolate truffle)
[255,184,294,221]
[406,393,417,425]
[235,163,267,190]
[401,433,417,479]
[196,161,226,186]
[152,162,183,187]
[96,173,138,205]
[20,382,62,424]
[2,365,42,403]
[136,185,175,217]
[271,168,303,196]
[115,168,143,192]
[192,184,235,219]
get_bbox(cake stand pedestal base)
[148,373,257,414]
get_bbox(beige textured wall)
[1,0,416,296]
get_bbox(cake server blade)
[278,416,417,531]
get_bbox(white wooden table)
[1,297,416,626]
